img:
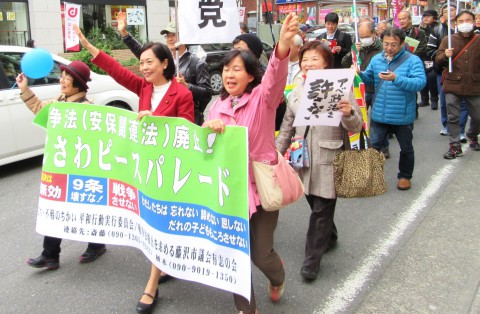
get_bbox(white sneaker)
[460,133,467,143]
[440,128,449,136]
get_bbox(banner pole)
[353,0,359,43]
[447,0,452,73]
[174,0,180,77]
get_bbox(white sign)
[126,8,145,25]
[65,2,81,51]
[293,69,355,127]
[178,0,241,44]
[239,6,246,21]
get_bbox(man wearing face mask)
[436,10,480,159]
[427,4,469,139]
[342,21,383,109]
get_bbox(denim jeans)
[370,120,415,180]
[437,75,468,132]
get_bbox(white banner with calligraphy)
[294,69,356,127]
[64,2,81,51]
[178,0,241,44]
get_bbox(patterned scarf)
[229,94,243,108]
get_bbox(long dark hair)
[139,42,175,80]
[219,49,263,100]
[299,41,334,70]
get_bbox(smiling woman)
[73,24,195,314]
[204,12,299,313]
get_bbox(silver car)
[0,45,139,166]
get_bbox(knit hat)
[235,33,263,59]
[160,22,176,35]
[422,10,438,19]
[59,60,91,90]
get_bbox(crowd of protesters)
[21,5,480,313]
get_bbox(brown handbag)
[333,129,387,198]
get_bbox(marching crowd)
[19,5,480,314]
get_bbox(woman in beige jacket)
[276,41,363,281]
[17,61,107,269]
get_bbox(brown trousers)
[233,206,285,313]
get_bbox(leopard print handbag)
[333,129,387,198]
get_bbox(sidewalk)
[356,149,480,314]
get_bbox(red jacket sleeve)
[176,86,195,123]
[91,51,145,96]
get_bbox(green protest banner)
[33,102,251,299]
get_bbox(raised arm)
[74,24,144,96]
[16,73,46,114]
[260,13,299,110]
[73,24,99,58]
[275,13,299,60]
[117,11,143,59]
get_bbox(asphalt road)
[1,103,479,314]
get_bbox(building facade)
[0,0,171,54]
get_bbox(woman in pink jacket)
[204,13,299,314]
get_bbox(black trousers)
[303,195,337,272]
[42,236,105,259]
[420,69,439,107]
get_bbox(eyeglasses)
[382,42,400,48]
[58,75,73,82]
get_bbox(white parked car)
[0,45,139,166]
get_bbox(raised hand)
[73,24,99,58]
[117,11,128,37]
[15,73,28,92]
[279,13,299,43]
[277,13,299,60]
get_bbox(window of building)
[61,1,147,47]
[0,1,30,46]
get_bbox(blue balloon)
[21,48,54,79]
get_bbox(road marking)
[314,162,457,314]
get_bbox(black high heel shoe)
[135,289,158,314]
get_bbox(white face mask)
[457,23,474,33]
[360,36,374,47]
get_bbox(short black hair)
[139,42,175,80]
[382,27,406,43]
[219,49,263,100]
[455,10,475,22]
[325,12,339,24]
[72,78,86,92]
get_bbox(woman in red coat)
[74,25,194,314]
